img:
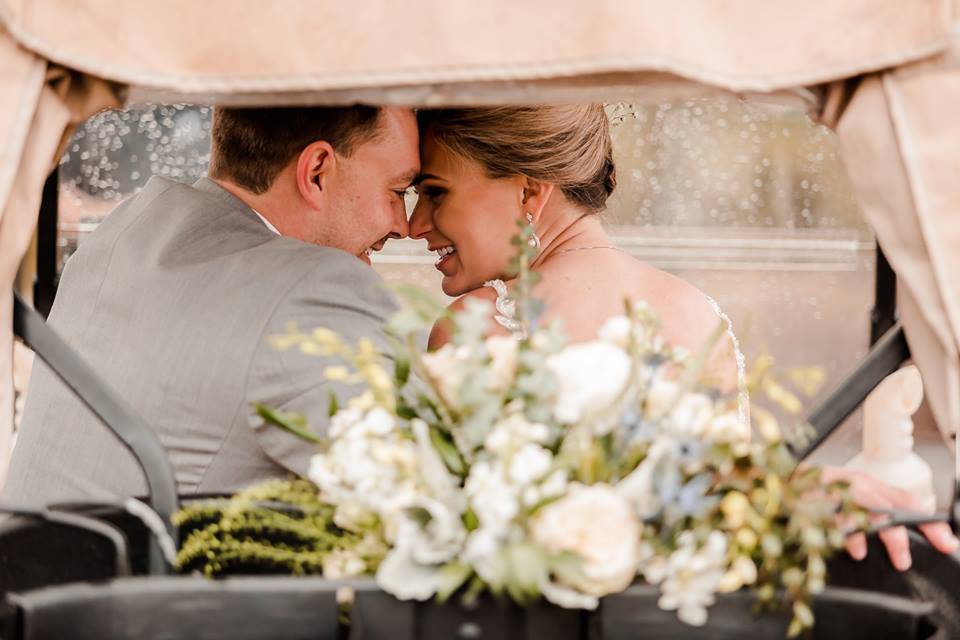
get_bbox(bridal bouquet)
[176,237,864,636]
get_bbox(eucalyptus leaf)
[430,427,467,476]
[255,404,321,444]
[327,390,340,418]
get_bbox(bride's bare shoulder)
[427,286,502,350]
[636,267,739,389]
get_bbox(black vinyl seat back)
[0,514,125,595]
[827,530,960,637]
[3,576,935,640]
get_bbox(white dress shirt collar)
[252,209,280,236]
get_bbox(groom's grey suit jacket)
[3,177,396,504]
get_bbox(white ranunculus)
[484,413,550,456]
[546,341,632,425]
[655,531,728,627]
[465,460,519,529]
[530,483,640,597]
[598,315,632,348]
[359,407,396,436]
[644,376,679,420]
[507,444,552,486]
[332,501,377,532]
[485,336,519,393]
[307,411,420,517]
[328,407,364,439]
[703,411,749,443]
[667,393,715,438]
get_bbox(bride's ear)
[520,178,554,221]
[296,140,337,209]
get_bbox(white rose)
[546,341,632,425]
[485,335,518,393]
[598,315,632,348]
[530,483,640,597]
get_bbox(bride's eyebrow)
[413,173,444,186]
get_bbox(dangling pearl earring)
[525,212,541,251]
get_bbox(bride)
[410,105,742,406]
[408,104,956,570]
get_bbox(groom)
[4,105,419,503]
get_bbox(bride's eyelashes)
[413,185,446,201]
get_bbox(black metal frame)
[12,293,177,574]
[32,169,59,319]
[795,323,911,460]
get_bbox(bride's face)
[410,135,526,296]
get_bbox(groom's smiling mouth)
[360,239,389,264]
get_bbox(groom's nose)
[390,205,410,239]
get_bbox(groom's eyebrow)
[392,169,419,187]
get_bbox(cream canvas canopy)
[1,0,958,473]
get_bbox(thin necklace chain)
[553,244,624,256]
[546,213,624,257]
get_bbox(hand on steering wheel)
[821,467,959,570]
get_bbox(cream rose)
[530,483,640,597]
[546,341,632,425]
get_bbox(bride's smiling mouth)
[430,244,458,272]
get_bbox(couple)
[4,104,954,568]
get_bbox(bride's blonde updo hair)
[417,105,616,212]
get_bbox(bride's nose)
[407,199,432,240]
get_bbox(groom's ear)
[520,178,555,221]
[295,140,337,208]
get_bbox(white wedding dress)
[483,278,750,425]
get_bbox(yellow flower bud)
[736,528,758,551]
[721,491,751,528]
[324,366,350,381]
[717,569,743,593]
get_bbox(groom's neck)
[209,175,298,237]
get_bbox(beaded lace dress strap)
[483,279,527,339]
[703,294,750,426]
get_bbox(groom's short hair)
[209,105,382,194]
